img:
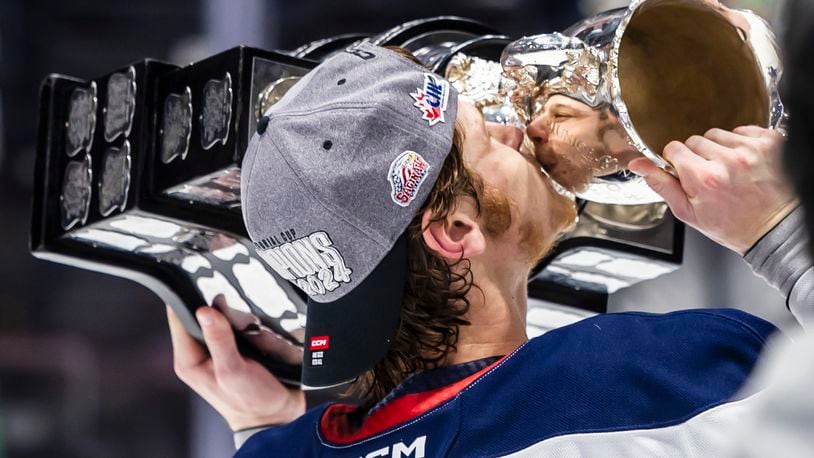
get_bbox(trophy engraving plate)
[60,154,93,230]
[103,66,137,142]
[65,82,98,157]
[99,140,132,216]
[200,72,233,150]
[160,86,193,164]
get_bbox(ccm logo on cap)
[310,336,330,350]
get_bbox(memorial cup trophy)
[445,0,784,309]
[31,5,784,385]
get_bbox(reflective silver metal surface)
[65,82,97,158]
[539,246,675,293]
[200,72,233,149]
[446,53,522,127]
[103,66,137,142]
[60,154,93,230]
[66,213,306,366]
[160,86,192,164]
[248,56,313,141]
[256,76,299,120]
[99,140,132,217]
[163,165,241,209]
[450,0,784,205]
[402,31,480,69]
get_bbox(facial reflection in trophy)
[447,51,662,205]
[526,95,639,195]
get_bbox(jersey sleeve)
[450,308,781,457]
[745,206,814,330]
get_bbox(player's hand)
[629,126,797,255]
[166,303,305,431]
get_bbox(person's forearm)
[744,206,814,330]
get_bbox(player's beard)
[479,182,561,270]
[519,209,556,270]
[476,131,577,270]
[480,184,512,236]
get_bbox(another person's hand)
[629,126,797,255]
[166,304,305,431]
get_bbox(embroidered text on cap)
[255,231,352,297]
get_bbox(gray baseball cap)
[241,43,459,388]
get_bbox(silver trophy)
[31,8,784,384]
[445,0,784,302]
[449,0,784,206]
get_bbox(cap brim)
[301,232,408,389]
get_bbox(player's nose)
[486,122,523,152]
[526,116,549,146]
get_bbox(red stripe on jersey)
[319,355,507,445]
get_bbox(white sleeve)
[233,425,272,449]
[725,330,814,457]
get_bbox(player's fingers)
[683,135,731,160]
[629,158,695,223]
[732,126,785,161]
[167,305,208,368]
[663,140,708,169]
[197,306,244,379]
[703,128,748,149]
[732,125,770,138]
[167,305,213,387]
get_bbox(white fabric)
[726,330,814,458]
[503,394,764,457]
[234,425,269,449]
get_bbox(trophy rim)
[607,0,783,171]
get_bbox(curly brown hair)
[349,125,484,409]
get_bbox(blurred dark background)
[0,0,790,457]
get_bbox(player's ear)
[420,206,486,262]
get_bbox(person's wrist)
[228,389,306,431]
[738,198,800,255]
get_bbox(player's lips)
[485,121,524,152]
[518,133,576,202]
[519,132,575,202]
[520,132,554,177]
[519,131,538,164]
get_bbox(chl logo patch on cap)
[410,73,449,126]
[388,150,430,207]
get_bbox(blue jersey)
[236,309,778,457]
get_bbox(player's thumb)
[628,158,694,222]
[197,305,242,375]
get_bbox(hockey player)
[166,44,809,456]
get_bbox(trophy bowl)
[489,0,784,205]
